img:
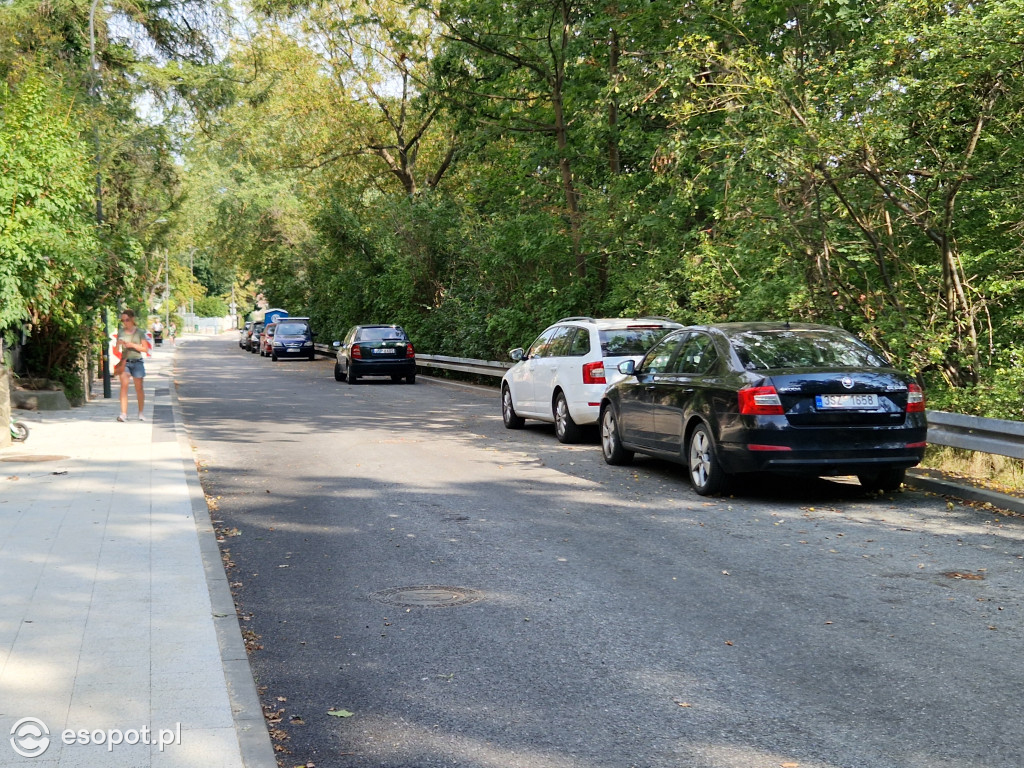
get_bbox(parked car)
[247,322,264,353]
[271,318,316,361]
[240,321,253,349]
[259,323,278,357]
[333,325,416,383]
[599,322,927,495]
[501,316,683,443]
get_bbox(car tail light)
[906,382,925,412]
[738,386,784,415]
[406,343,415,357]
[582,361,606,384]
[351,344,362,360]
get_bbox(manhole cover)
[371,586,483,608]
[1,455,69,463]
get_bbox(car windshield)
[730,329,888,370]
[276,322,308,335]
[599,327,675,357]
[358,327,406,342]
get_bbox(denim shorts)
[124,359,146,379]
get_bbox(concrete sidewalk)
[0,340,275,767]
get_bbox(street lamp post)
[165,249,170,331]
[89,0,111,398]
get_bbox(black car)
[333,325,416,384]
[599,322,927,495]
[271,318,316,361]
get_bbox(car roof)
[685,322,852,337]
[356,323,402,329]
[552,317,682,330]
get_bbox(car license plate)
[816,394,878,409]
[372,348,396,355]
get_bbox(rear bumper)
[718,440,926,476]
[351,358,416,377]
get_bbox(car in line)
[259,322,278,357]
[247,322,264,353]
[599,322,927,495]
[501,316,683,443]
[333,325,416,383]
[271,318,317,361]
[239,322,253,349]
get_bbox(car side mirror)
[618,360,636,376]
[509,347,525,362]
[332,341,341,348]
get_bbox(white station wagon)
[501,316,683,443]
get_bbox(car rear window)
[358,327,407,342]
[599,327,675,357]
[276,322,309,335]
[730,329,888,370]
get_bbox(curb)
[168,346,278,768]
[906,469,1024,516]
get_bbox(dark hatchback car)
[599,322,927,495]
[247,322,264,353]
[271,318,316,361]
[333,325,416,384]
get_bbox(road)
[176,334,1024,768]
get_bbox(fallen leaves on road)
[943,571,985,580]
[328,709,355,718]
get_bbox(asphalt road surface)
[176,334,1024,768]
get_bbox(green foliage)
[193,295,229,317]
[0,70,98,332]
[168,0,1024,418]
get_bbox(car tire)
[600,406,633,465]
[502,385,525,429]
[406,374,416,384]
[554,392,583,444]
[858,468,906,493]
[334,364,345,382]
[271,352,278,361]
[688,423,725,496]
[348,370,359,384]
[308,351,316,361]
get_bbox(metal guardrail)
[925,410,1024,459]
[415,354,511,377]
[314,344,1024,459]
[312,345,510,377]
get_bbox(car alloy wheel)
[688,424,724,496]
[600,407,633,465]
[502,386,525,429]
[554,392,582,444]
